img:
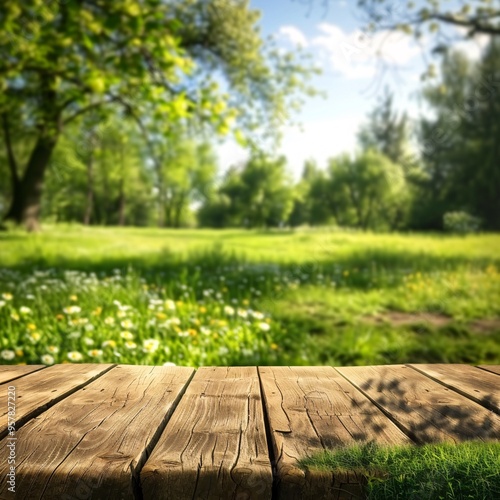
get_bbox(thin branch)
[62,97,117,125]
[431,13,500,36]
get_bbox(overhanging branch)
[62,97,118,125]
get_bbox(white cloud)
[277,25,308,48]
[279,116,362,179]
[310,23,424,79]
[277,23,425,80]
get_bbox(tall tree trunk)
[174,192,186,228]
[1,113,21,227]
[118,178,126,226]
[83,149,94,225]
[3,77,60,231]
[4,133,58,231]
[156,161,165,227]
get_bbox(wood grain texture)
[141,367,272,500]
[258,366,411,500]
[337,365,500,444]
[409,364,500,414]
[0,365,46,384]
[0,365,194,500]
[0,363,114,439]
[478,365,500,376]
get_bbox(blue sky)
[216,0,490,179]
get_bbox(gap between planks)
[335,365,500,445]
[407,364,500,415]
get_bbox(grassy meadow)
[0,225,499,367]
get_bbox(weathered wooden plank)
[259,366,411,500]
[0,365,45,384]
[410,364,500,414]
[478,365,500,376]
[141,367,272,500]
[0,363,114,439]
[0,365,194,500]
[337,365,500,444]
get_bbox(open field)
[1,225,499,367]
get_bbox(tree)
[159,135,217,228]
[0,0,318,230]
[43,115,153,226]
[414,39,500,229]
[357,88,411,169]
[199,151,294,228]
[288,160,333,227]
[327,150,409,230]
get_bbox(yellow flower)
[10,312,19,321]
[2,293,13,301]
[92,307,102,316]
[28,332,41,343]
[156,312,167,320]
[176,300,183,307]
[15,349,23,357]
[56,314,64,321]
[188,329,197,337]
[125,341,137,349]
[70,295,78,301]
[102,340,117,349]
[27,323,37,331]
[270,343,279,350]
[199,306,207,313]
[242,299,249,306]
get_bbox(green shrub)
[443,211,481,234]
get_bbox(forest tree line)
[1,1,499,231]
[2,39,497,231]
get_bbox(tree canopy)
[0,0,318,229]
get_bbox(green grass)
[299,441,500,499]
[0,225,499,366]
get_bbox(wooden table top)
[0,363,498,500]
